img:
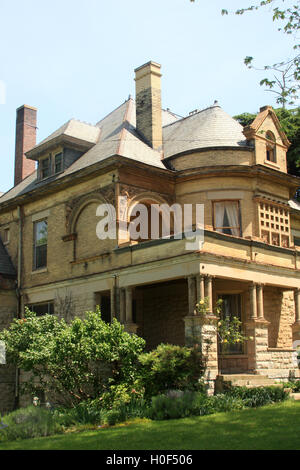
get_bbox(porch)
[103,272,300,388]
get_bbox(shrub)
[0,308,145,406]
[0,406,61,442]
[138,344,205,398]
[148,391,200,420]
[282,380,300,392]
[225,385,289,407]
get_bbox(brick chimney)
[14,105,37,186]
[135,61,163,151]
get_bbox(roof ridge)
[162,104,222,129]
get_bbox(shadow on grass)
[1,401,300,450]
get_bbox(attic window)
[266,131,276,163]
[54,152,63,174]
[40,156,51,179]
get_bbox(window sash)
[41,157,51,179]
[34,220,48,269]
[54,153,63,173]
[27,302,54,316]
[213,200,241,237]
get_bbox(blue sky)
[0,0,297,192]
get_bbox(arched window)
[266,131,276,163]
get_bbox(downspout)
[14,205,23,408]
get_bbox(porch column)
[205,275,213,313]
[196,274,205,303]
[257,284,264,319]
[246,282,270,374]
[110,285,116,321]
[188,276,196,315]
[119,288,126,324]
[124,286,138,334]
[292,288,300,339]
[250,283,257,319]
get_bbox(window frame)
[40,155,51,180]
[3,227,10,244]
[27,301,54,316]
[212,199,242,238]
[33,219,48,271]
[54,152,63,174]
[265,131,277,163]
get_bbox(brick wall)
[136,279,188,350]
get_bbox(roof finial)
[213,100,219,106]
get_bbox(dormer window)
[40,156,51,179]
[54,152,63,174]
[266,131,276,163]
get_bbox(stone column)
[250,283,257,319]
[187,276,196,316]
[196,274,205,303]
[205,275,213,313]
[292,288,300,340]
[110,285,116,322]
[257,284,264,319]
[246,283,270,374]
[124,286,138,334]
[184,313,218,395]
[119,288,125,324]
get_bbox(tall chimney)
[135,61,162,151]
[14,105,37,186]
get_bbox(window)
[218,294,243,355]
[33,219,48,269]
[259,201,290,248]
[266,131,276,163]
[213,200,241,237]
[54,152,63,174]
[3,228,9,244]
[40,156,51,179]
[27,301,54,316]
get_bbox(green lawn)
[1,400,300,450]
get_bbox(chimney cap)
[134,61,161,74]
[16,104,37,113]
[259,105,273,113]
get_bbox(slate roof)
[0,99,250,205]
[163,103,249,159]
[0,238,16,277]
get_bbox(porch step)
[216,374,280,391]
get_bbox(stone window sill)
[264,160,281,170]
[31,268,48,275]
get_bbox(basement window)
[213,200,241,237]
[27,301,54,316]
[33,219,48,270]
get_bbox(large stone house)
[1,61,300,411]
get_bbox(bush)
[282,380,300,392]
[225,385,289,407]
[0,309,145,406]
[0,406,61,442]
[138,344,205,398]
[148,391,199,420]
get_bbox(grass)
[1,400,300,450]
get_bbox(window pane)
[35,220,48,246]
[214,201,240,236]
[41,158,50,179]
[35,245,47,269]
[34,220,48,269]
[28,302,54,316]
[55,153,63,173]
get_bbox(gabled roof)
[162,103,249,159]
[0,238,16,277]
[243,106,290,148]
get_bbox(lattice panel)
[258,201,290,248]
